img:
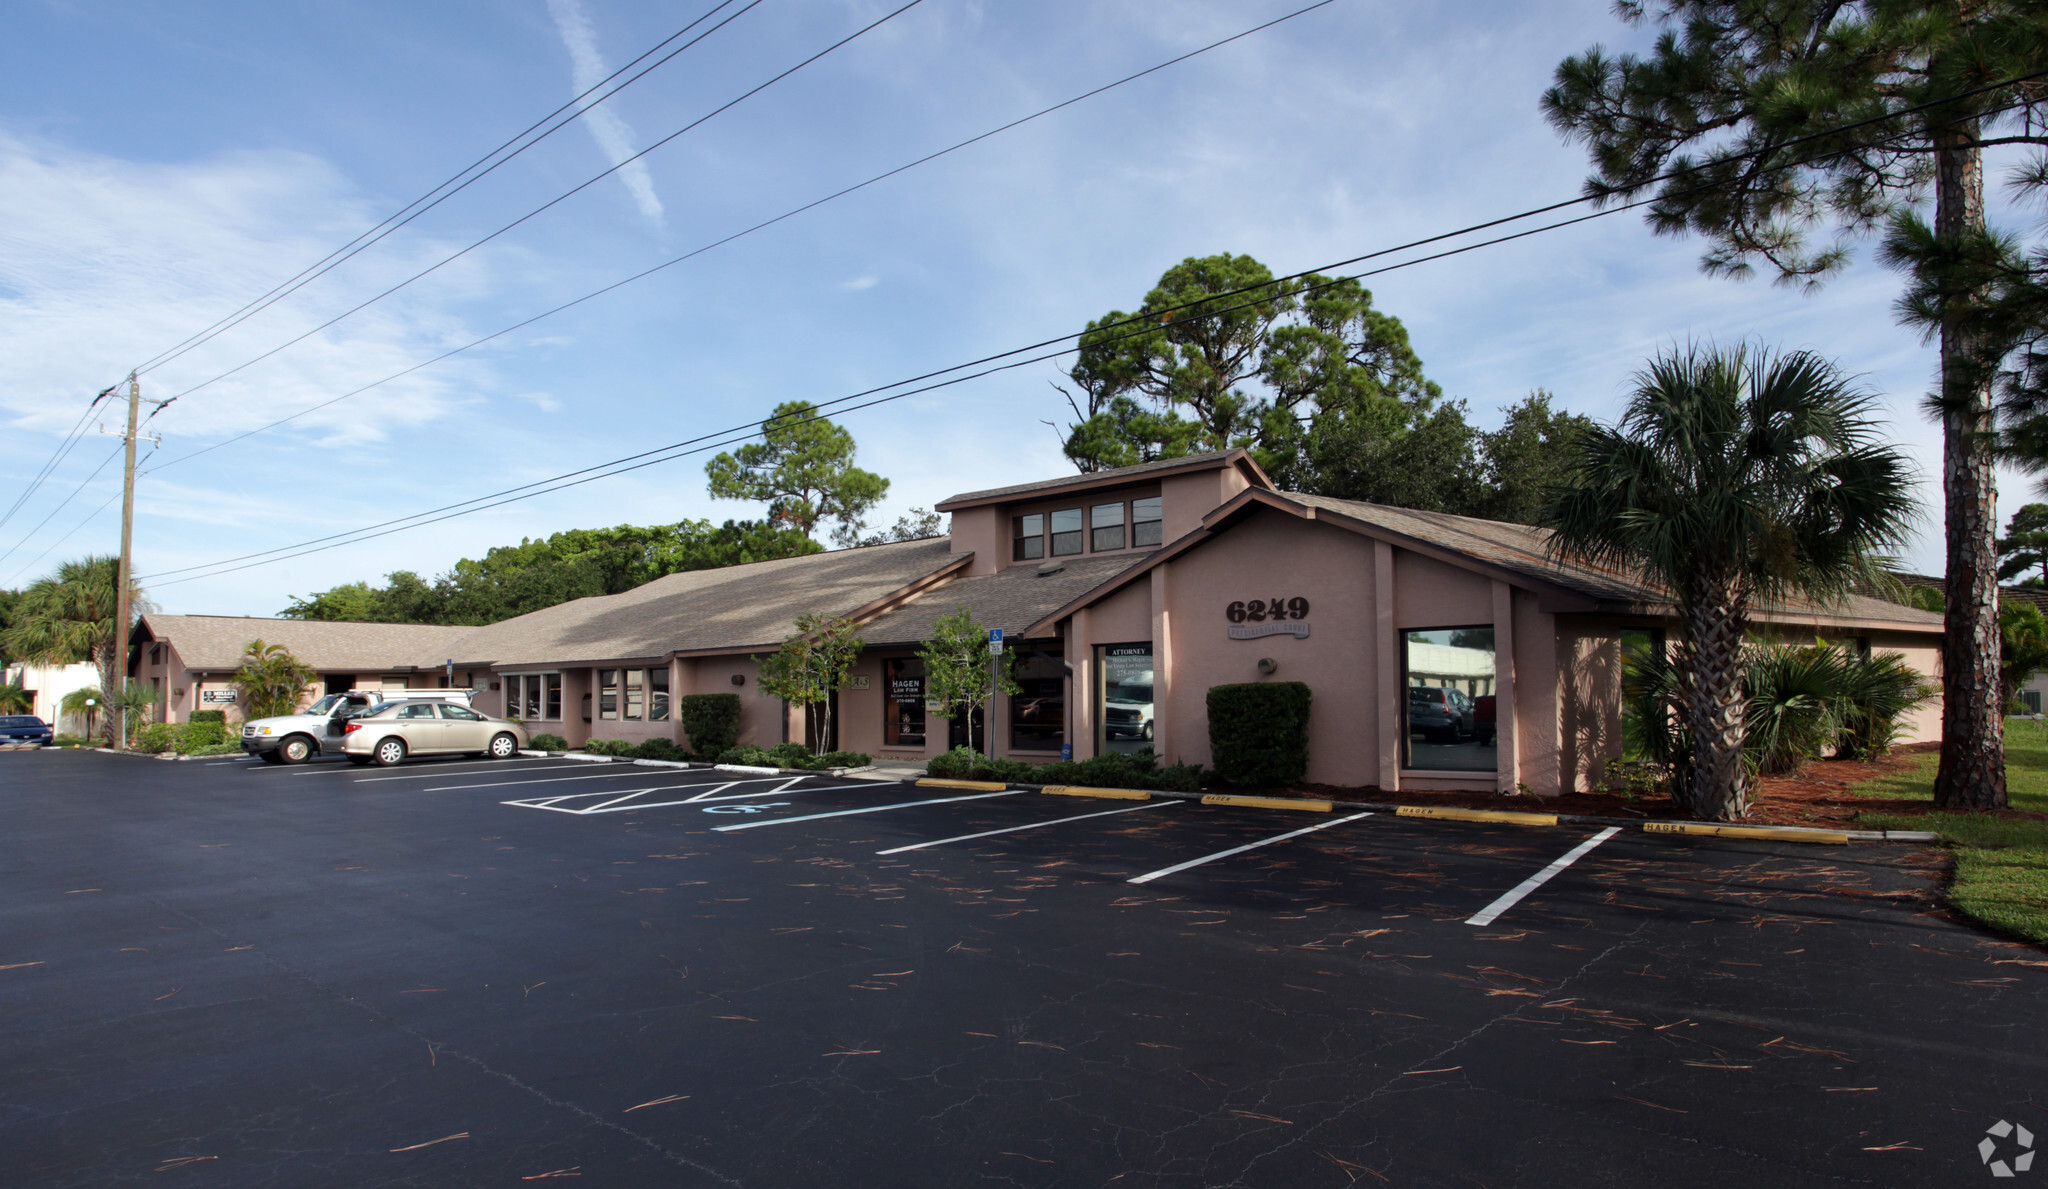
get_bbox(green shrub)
[1029,750,1204,792]
[582,738,632,756]
[172,720,227,754]
[1207,682,1312,787]
[817,750,872,769]
[530,733,568,752]
[134,723,175,754]
[679,694,742,758]
[767,742,814,767]
[183,741,244,757]
[630,738,689,762]
[717,745,778,767]
[924,747,1034,783]
[189,709,227,725]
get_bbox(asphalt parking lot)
[3,750,2044,1187]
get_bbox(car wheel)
[279,736,313,765]
[258,751,285,765]
[1141,721,1154,741]
[373,737,407,767]
[486,732,518,759]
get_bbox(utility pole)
[113,372,139,750]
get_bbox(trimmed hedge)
[926,746,1203,791]
[679,694,742,758]
[134,720,231,756]
[529,733,568,752]
[715,743,871,770]
[1207,682,1311,787]
[190,709,227,725]
[629,738,688,762]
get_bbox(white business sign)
[200,689,238,704]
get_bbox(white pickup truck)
[239,688,480,764]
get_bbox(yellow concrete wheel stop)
[916,778,1011,792]
[1199,794,1333,812]
[1396,806,1559,826]
[1041,786,1150,800]
[1642,822,1849,844]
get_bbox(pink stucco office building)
[130,450,1945,795]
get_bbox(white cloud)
[546,0,665,226]
[839,275,878,291]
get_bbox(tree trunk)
[1684,571,1750,821]
[1932,117,2008,811]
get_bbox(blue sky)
[0,0,2030,614]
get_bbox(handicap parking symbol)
[702,802,790,814]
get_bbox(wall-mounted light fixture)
[1257,657,1279,676]
[731,674,745,686]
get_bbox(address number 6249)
[1226,597,1309,624]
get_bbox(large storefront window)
[1404,627,1497,771]
[884,657,926,748]
[1010,644,1064,752]
[505,673,562,721]
[1099,643,1154,755]
[624,668,645,720]
[598,669,619,720]
[650,668,670,721]
[1619,628,1664,762]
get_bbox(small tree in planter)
[756,613,863,752]
[232,640,318,721]
[918,605,1019,756]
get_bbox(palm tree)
[60,686,104,740]
[0,680,32,715]
[1545,346,1917,820]
[0,556,142,745]
[232,640,318,720]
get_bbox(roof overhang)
[935,449,1272,513]
[1025,489,1606,634]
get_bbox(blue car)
[0,715,54,746]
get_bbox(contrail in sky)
[546,0,666,223]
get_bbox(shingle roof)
[936,450,1260,510]
[445,537,964,666]
[860,554,1146,645]
[1288,493,1945,627]
[137,614,475,672]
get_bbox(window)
[1403,627,1497,771]
[1050,508,1084,556]
[1013,513,1044,561]
[599,670,619,720]
[1090,503,1125,551]
[884,657,926,747]
[624,669,644,720]
[397,703,436,719]
[1010,645,1064,751]
[1098,643,1153,756]
[649,668,670,721]
[1132,496,1162,547]
[2023,690,2043,715]
[440,704,482,721]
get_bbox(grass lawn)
[1858,718,2048,946]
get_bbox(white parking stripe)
[289,757,564,778]
[1464,827,1621,927]
[712,791,1018,832]
[1126,811,1375,885]
[424,771,800,793]
[504,782,884,816]
[876,800,1174,854]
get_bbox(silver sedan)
[342,700,527,767]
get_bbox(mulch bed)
[1294,741,2048,827]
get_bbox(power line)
[144,0,1340,473]
[0,387,112,536]
[127,0,759,380]
[152,0,932,408]
[135,68,2048,588]
[130,196,1690,587]
[0,441,125,573]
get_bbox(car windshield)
[304,695,345,716]
[0,716,45,728]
